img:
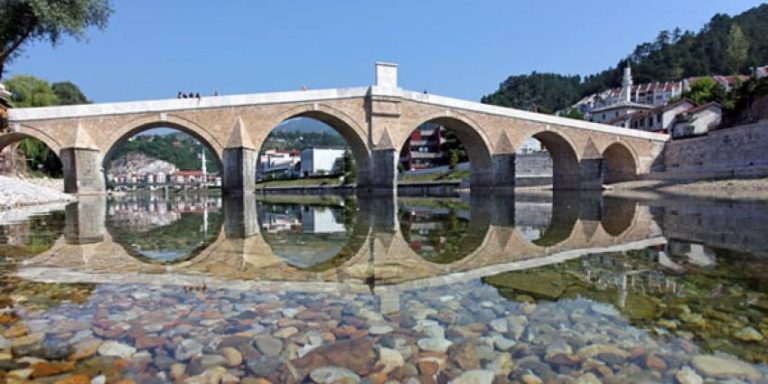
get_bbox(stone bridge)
[4,63,668,194]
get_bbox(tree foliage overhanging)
[482,4,768,113]
[0,0,112,79]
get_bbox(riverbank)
[609,177,768,200]
[0,176,74,209]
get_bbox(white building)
[302,208,345,234]
[258,149,301,179]
[300,147,345,177]
[628,99,697,133]
[576,66,685,120]
[589,66,656,127]
[670,102,723,139]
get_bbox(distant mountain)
[273,117,337,134]
[482,4,768,113]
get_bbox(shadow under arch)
[602,142,638,184]
[529,192,580,247]
[0,127,64,156]
[255,195,370,272]
[0,130,64,177]
[398,195,492,265]
[600,196,639,238]
[399,115,493,189]
[104,194,225,265]
[520,131,581,190]
[265,104,371,180]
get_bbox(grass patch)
[256,176,343,188]
[399,170,469,183]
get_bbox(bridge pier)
[64,195,106,244]
[580,158,604,190]
[222,147,257,195]
[61,147,106,194]
[491,153,517,191]
[224,193,257,238]
[365,148,398,193]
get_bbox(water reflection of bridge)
[19,193,664,304]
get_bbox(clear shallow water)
[0,191,767,383]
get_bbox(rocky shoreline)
[0,176,74,210]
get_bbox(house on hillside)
[628,99,697,133]
[400,123,444,170]
[670,102,723,139]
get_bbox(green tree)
[560,108,584,120]
[4,75,61,175]
[680,77,729,106]
[438,127,468,164]
[726,23,749,74]
[52,81,89,105]
[0,0,113,79]
[341,149,356,184]
[448,149,459,171]
[5,75,58,107]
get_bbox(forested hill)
[481,4,768,113]
[109,132,220,172]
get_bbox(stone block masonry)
[658,121,768,180]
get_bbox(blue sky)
[7,0,764,103]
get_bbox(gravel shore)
[0,176,75,209]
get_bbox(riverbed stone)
[451,369,495,384]
[309,366,360,384]
[691,355,762,381]
[254,335,283,357]
[369,324,393,336]
[97,341,136,359]
[675,366,703,384]
[175,339,204,361]
[734,327,764,342]
[417,338,452,353]
[219,347,243,367]
[377,347,404,374]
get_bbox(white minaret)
[200,149,207,187]
[620,64,633,103]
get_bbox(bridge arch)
[518,130,581,190]
[0,125,64,155]
[398,113,493,188]
[101,115,224,185]
[602,142,638,184]
[104,115,225,162]
[265,104,371,171]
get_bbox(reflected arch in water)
[105,193,224,264]
[518,192,580,247]
[602,142,638,184]
[256,196,369,272]
[398,197,491,264]
[600,196,639,237]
